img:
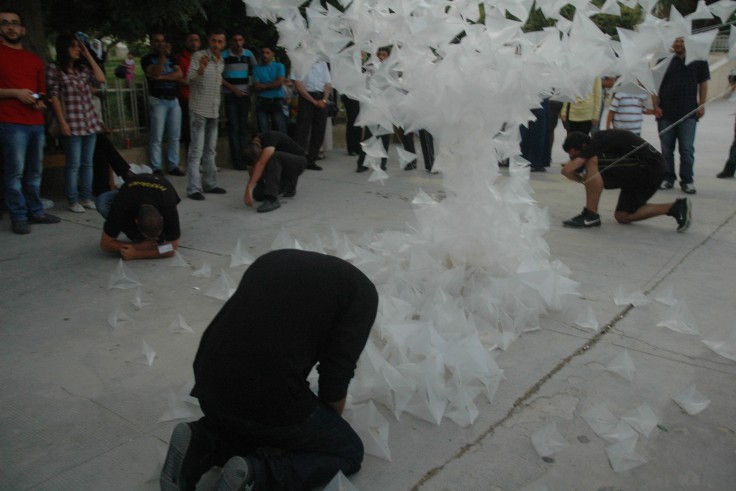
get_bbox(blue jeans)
[0,123,45,221]
[256,98,288,134]
[658,117,697,185]
[148,96,182,171]
[225,93,251,169]
[186,112,219,195]
[62,133,96,204]
[95,189,118,219]
[201,401,363,491]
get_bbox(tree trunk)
[6,0,46,60]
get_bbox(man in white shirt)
[186,28,227,200]
[292,61,331,171]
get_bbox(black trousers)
[341,95,361,155]
[254,151,307,201]
[92,133,132,196]
[294,92,328,163]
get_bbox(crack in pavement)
[412,207,736,490]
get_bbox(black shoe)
[306,162,323,171]
[12,220,31,234]
[153,169,164,176]
[161,422,216,491]
[215,456,254,491]
[257,200,281,213]
[530,166,546,173]
[356,165,369,173]
[188,192,205,201]
[204,187,227,194]
[563,208,601,228]
[282,186,296,198]
[668,197,691,233]
[28,213,61,224]
[716,170,734,179]
[380,163,387,171]
[168,168,185,176]
[404,161,417,171]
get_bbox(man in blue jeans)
[653,37,709,195]
[0,8,60,234]
[252,46,288,134]
[142,32,185,176]
[161,249,378,491]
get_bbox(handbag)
[46,66,65,139]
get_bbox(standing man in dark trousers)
[221,32,257,170]
[653,37,709,194]
[293,60,332,171]
[160,249,378,491]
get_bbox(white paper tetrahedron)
[702,329,736,362]
[169,251,189,268]
[107,305,133,329]
[192,262,212,278]
[344,401,391,461]
[530,422,569,457]
[574,305,599,331]
[204,270,237,301]
[129,339,156,366]
[621,403,659,438]
[672,385,711,415]
[158,388,197,422]
[685,29,718,66]
[656,301,700,335]
[710,0,736,23]
[108,259,142,289]
[230,239,255,268]
[614,285,650,307]
[323,470,361,491]
[131,287,149,310]
[168,314,195,334]
[605,350,635,382]
[606,436,647,473]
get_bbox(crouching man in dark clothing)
[161,249,379,491]
[243,131,307,213]
[561,130,691,232]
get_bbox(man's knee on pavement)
[614,211,633,224]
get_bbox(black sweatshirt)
[191,249,378,425]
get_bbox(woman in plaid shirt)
[47,34,105,213]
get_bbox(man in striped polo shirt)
[606,91,650,136]
[222,32,257,170]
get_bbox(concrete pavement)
[1,99,735,491]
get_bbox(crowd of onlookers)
[1,7,733,239]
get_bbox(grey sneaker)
[215,456,254,491]
[680,182,696,195]
[160,422,215,491]
[563,208,601,228]
[668,198,692,233]
[257,200,281,213]
[659,180,674,190]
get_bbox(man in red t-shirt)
[0,9,60,234]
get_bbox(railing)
[98,78,149,147]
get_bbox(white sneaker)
[68,203,85,213]
[79,199,97,210]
